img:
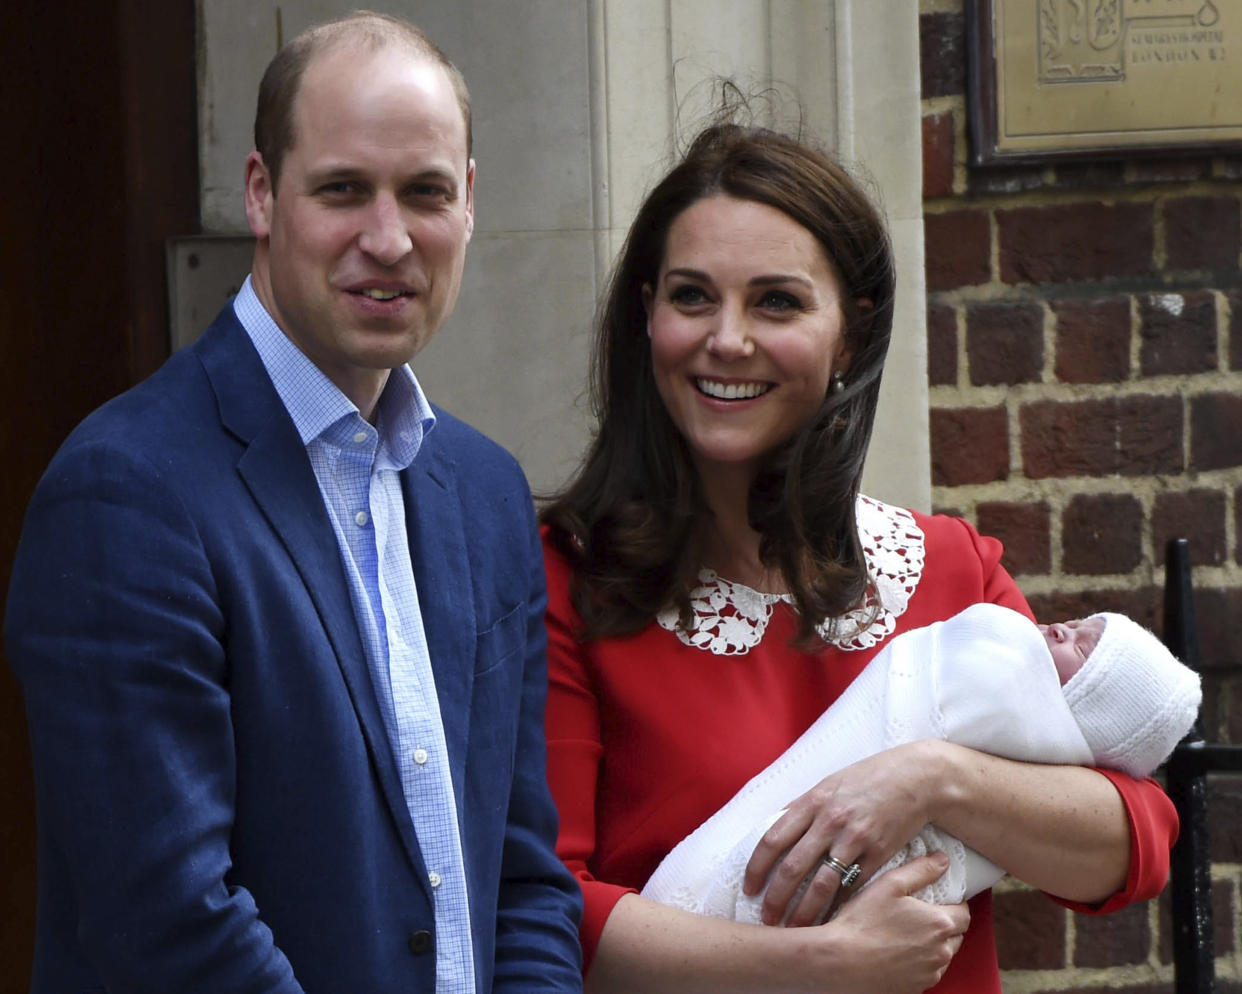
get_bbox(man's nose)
[358,196,413,265]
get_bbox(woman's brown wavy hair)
[541,119,896,647]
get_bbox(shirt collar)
[232,275,436,469]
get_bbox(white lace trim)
[655,495,924,655]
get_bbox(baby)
[642,603,1202,921]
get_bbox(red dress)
[543,500,1178,992]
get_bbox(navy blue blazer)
[6,305,583,992]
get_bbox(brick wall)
[919,2,1242,991]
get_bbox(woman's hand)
[824,853,971,994]
[585,853,969,994]
[743,741,943,926]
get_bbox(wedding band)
[821,854,862,888]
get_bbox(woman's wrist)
[902,738,963,828]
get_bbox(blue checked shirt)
[234,278,476,993]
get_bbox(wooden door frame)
[0,2,198,988]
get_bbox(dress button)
[353,431,368,443]
[428,871,442,888]
[354,510,369,527]
[408,929,433,955]
[413,748,428,765]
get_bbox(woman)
[540,121,1176,994]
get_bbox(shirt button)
[354,511,369,527]
[413,748,428,765]
[408,929,433,955]
[428,871,441,888]
[353,431,368,443]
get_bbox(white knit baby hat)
[1061,612,1202,778]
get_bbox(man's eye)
[319,181,360,196]
[410,184,451,199]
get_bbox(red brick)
[927,302,957,387]
[1157,878,1235,964]
[1027,588,1159,630]
[1072,900,1149,967]
[1237,483,1242,565]
[1053,298,1131,383]
[919,12,965,99]
[1231,290,1242,370]
[922,112,954,200]
[1131,157,1213,183]
[966,301,1044,386]
[1165,196,1241,272]
[925,209,991,291]
[1139,291,1217,376]
[1021,397,1183,479]
[1194,587,1242,673]
[1191,393,1242,471]
[977,500,1050,575]
[1061,494,1143,575]
[1050,161,1127,190]
[994,887,1066,970]
[997,203,1155,284]
[1208,776,1242,862]
[1201,673,1241,744]
[966,164,1044,198]
[1216,878,1236,955]
[1228,674,1242,744]
[930,406,1009,486]
[1153,490,1227,567]
[1054,986,1181,994]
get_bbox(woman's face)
[644,194,851,482]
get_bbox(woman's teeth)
[695,378,770,400]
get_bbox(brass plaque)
[970,0,1242,162]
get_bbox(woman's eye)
[759,290,802,311]
[669,285,709,306]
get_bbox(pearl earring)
[830,372,846,394]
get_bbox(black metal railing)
[1162,538,1242,994]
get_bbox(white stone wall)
[197,0,928,508]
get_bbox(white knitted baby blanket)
[640,603,1095,921]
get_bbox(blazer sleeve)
[490,493,585,993]
[540,536,638,972]
[5,439,306,994]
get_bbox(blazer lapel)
[194,310,431,886]
[403,440,475,815]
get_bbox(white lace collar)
[655,495,924,655]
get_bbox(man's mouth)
[355,287,410,301]
[695,378,772,400]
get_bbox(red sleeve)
[540,532,636,971]
[1053,769,1179,914]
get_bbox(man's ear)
[244,151,275,240]
[463,158,476,242]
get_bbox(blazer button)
[408,930,433,956]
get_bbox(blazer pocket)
[474,603,524,677]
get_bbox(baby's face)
[1037,616,1107,685]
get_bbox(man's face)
[244,43,474,413]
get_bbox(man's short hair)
[253,10,472,190]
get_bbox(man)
[5,12,582,993]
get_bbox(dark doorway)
[0,2,199,988]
